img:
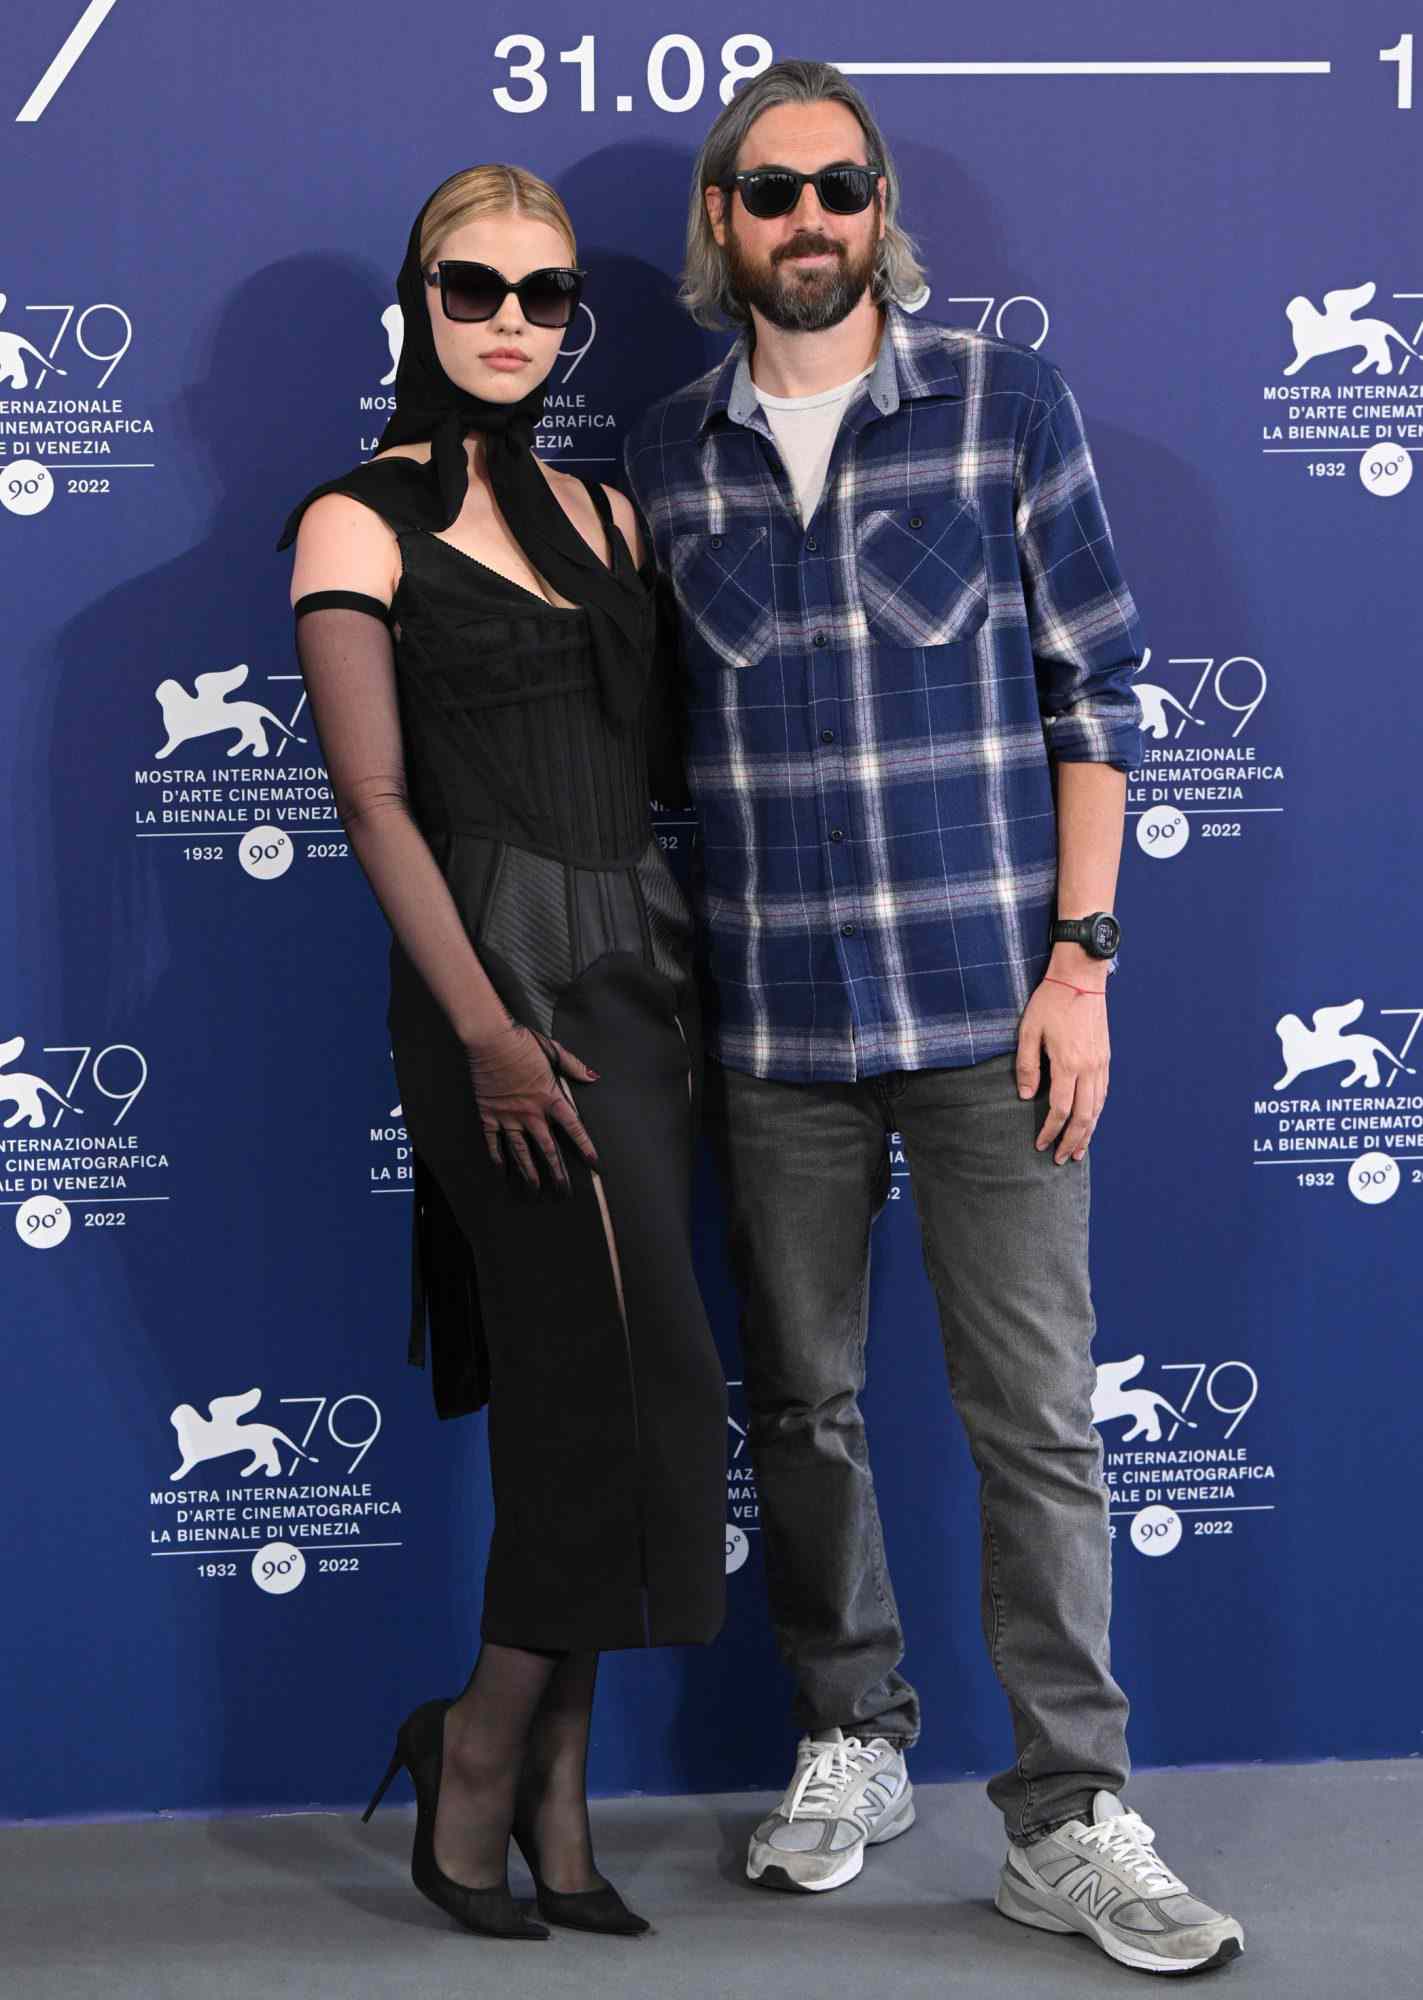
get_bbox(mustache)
[773,234,844,263]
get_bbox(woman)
[276,165,726,1942]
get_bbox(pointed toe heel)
[534,1880,652,1936]
[512,1834,651,1936]
[361,1699,551,1941]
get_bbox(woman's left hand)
[1015,975,1111,1165]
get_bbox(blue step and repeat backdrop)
[4,3,1421,1820]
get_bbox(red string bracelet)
[1043,976,1107,997]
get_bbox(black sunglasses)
[425,259,586,328]
[719,162,882,221]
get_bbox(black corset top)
[390,514,654,869]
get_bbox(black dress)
[293,472,726,1653]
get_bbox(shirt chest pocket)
[669,524,774,672]
[854,495,990,649]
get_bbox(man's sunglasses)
[425,259,586,328]
[719,162,882,221]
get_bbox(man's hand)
[1015,972,1110,1164]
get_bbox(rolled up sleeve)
[1015,361,1145,771]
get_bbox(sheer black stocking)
[432,1641,561,1889]
[513,1650,603,1893]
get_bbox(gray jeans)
[703,1049,1131,1839]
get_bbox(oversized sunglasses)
[425,259,586,328]
[719,162,882,221]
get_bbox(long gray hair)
[678,59,927,330]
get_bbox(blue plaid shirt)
[623,300,1144,1083]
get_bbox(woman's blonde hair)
[679,59,927,330]
[417,163,577,269]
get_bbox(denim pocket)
[670,524,774,671]
[855,495,989,649]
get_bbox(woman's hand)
[462,1020,600,1190]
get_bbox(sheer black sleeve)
[639,560,690,813]
[292,601,510,1047]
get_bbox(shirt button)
[805,535,819,552]
[709,534,723,549]
[830,828,845,843]
[909,514,924,529]
[840,922,857,937]
[819,728,836,744]
[813,632,828,648]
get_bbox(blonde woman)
[277,166,725,1942]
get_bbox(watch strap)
[1051,912,1120,959]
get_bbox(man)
[624,59,1243,1976]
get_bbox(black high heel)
[512,1829,652,1937]
[362,1697,550,1941]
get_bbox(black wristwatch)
[1051,911,1121,959]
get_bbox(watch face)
[1090,914,1120,957]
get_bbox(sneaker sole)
[995,1869,1244,1975]
[747,1792,916,1895]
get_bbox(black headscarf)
[278,182,651,729]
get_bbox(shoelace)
[1076,1812,1186,1894]
[785,1732,881,1822]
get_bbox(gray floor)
[5,1759,1415,1997]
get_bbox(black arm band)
[293,589,394,625]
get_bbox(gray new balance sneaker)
[996,1790,1244,1974]
[746,1728,915,1893]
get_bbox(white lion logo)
[154,664,306,759]
[380,302,404,386]
[1273,998,1416,1091]
[0,1033,82,1129]
[1132,650,1205,741]
[1134,682,1204,741]
[1283,282,1421,377]
[1092,1357,1195,1444]
[0,290,68,391]
[169,1388,318,1481]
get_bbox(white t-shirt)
[755,363,874,525]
